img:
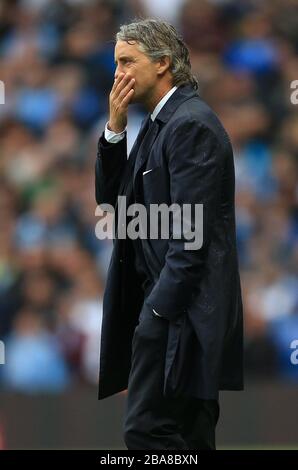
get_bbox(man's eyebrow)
[114,56,134,64]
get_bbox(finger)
[113,74,133,98]
[111,73,125,94]
[117,78,135,102]
[120,88,134,109]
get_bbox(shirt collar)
[150,86,178,121]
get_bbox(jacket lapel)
[116,114,150,198]
[114,113,151,225]
[133,118,160,190]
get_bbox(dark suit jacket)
[95,84,244,400]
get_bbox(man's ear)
[156,56,171,76]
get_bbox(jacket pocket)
[164,313,196,397]
[163,315,186,396]
[142,165,161,184]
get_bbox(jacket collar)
[154,83,198,124]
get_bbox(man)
[95,18,243,450]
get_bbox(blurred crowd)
[0,0,297,393]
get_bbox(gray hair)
[115,18,199,90]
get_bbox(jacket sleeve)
[145,118,223,322]
[95,131,127,209]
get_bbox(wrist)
[107,121,125,134]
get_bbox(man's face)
[114,40,159,103]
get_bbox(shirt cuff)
[104,122,126,143]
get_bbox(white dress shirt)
[103,85,178,317]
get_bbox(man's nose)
[114,65,123,80]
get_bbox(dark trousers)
[123,302,220,450]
